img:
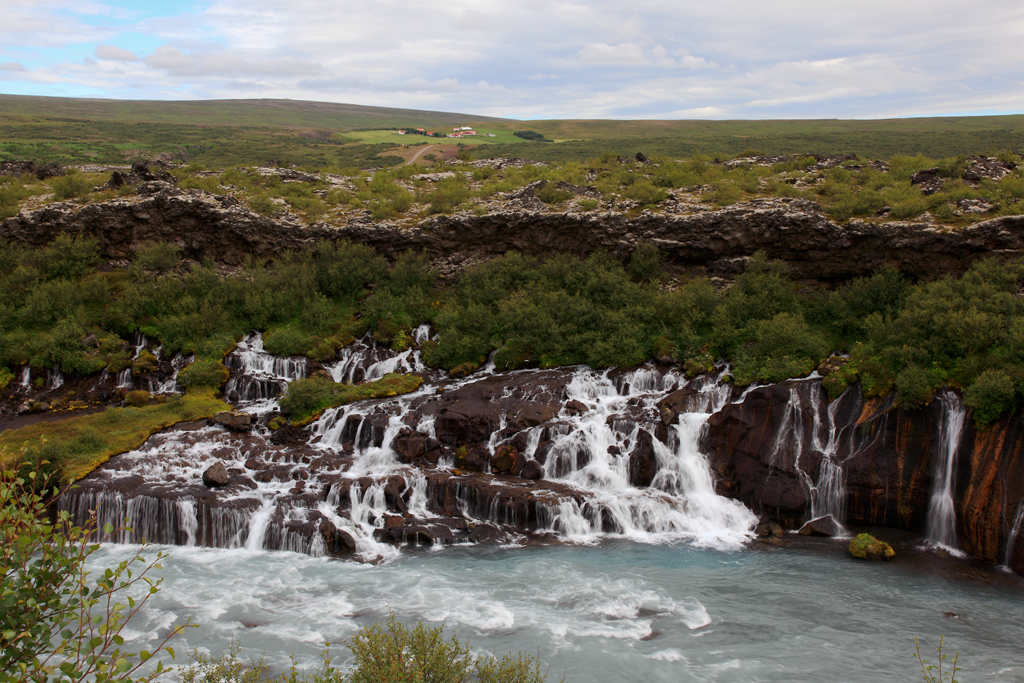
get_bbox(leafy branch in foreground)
[915,636,960,683]
[0,461,190,683]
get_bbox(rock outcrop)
[4,185,1024,283]
[704,380,1024,572]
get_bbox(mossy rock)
[132,351,158,375]
[848,533,895,561]
[449,362,479,378]
[125,390,153,407]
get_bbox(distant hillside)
[0,94,510,130]
[0,94,1020,168]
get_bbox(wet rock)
[798,515,843,537]
[520,460,544,480]
[657,387,700,425]
[202,461,230,487]
[755,520,785,538]
[212,411,253,431]
[491,445,518,474]
[468,524,502,543]
[319,520,356,555]
[564,400,588,415]
[627,430,658,487]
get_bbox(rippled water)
[89,540,1024,682]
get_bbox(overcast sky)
[1,0,1021,120]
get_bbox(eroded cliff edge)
[4,183,1024,283]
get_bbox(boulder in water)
[212,410,253,431]
[520,460,544,480]
[798,515,843,537]
[491,445,517,473]
[848,533,895,561]
[202,461,230,487]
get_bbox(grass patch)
[0,387,228,483]
[279,373,424,426]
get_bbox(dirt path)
[404,144,438,166]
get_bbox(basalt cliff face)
[705,381,1024,570]
[4,183,1024,282]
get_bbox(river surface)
[88,538,1024,682]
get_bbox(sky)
[0,0,1021,120]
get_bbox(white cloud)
[578,42,648,66]
[95,44,138,61]
[0,62,29,72]
[0,0,1020,119]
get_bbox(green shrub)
[134,241,181,272]
[177,358,229,389]
[963,368,1017,429]
[627,243,664,282]
[263,327,314,356]
[894,365,938,407]
[0,467,183,681]
[279,373,423,425]
[536,183,572,204]
[346,612,555,683]
[621,179,665,205]
[50,171,94,200]
[426,178,471,214]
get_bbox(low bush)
[177,359,230,390]
[50,171,94,200]
[279,373,424,425]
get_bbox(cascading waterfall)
[19,365,30,388]
[532,368,755,547]
[1002,502,1024,569]
[61,332,759,561]
[224,332,307,404]
[924,391,967,552]
[47,366,64,390]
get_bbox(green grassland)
[0,387,227,484]
[1,94,1020,169]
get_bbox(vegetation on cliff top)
[2,231,1024,431]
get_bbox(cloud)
[0,61,28,72]
[95,44,138,61]
[578,42,648,66]
[0,0,1020,119]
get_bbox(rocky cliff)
[704,380,1024,571]
[4,183,1024,282]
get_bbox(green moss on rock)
[848,533,895,561]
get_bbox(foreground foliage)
[0,466,185,683]
[179,615,556,683]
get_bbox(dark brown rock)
[520,460,544,480]
[798,515,843,537]
[212,411,253,431]
[202,461,230,487]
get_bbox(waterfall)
[224,332,307,404]
[63,357,759,560]
[1003,502,1024,569]
[924,391,967,552]
[47,366,64,390]
[534,367,755,547]
[19,366,31,388]
[805,384,852,529]
[116,368,133,389]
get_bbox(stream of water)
[87,540,1024,683]
[57,334,1024,681]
